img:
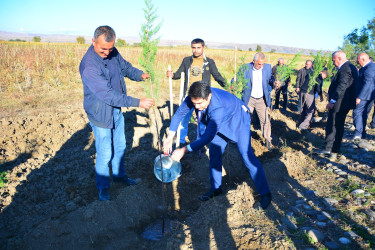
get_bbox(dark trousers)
[353,99,373,138]
[274,85,288,110]
[209,131,270,196]
[324,108,350,153]
[297,92,302,112]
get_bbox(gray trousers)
[248,97,272,142]
[299,92,315,129]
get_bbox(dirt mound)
[1,95,375,249]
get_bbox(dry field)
[0,42,374,249]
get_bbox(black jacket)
[296,67,309,89]
[310,74,323,96]
[328,61,359,112]
[172,55,225,95]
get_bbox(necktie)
[197,110,203,157]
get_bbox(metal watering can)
[153,155,181,183]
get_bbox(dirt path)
[0,94,374,249]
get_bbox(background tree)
[248,48,252,51]
[270,49,276,53]
[340,16,375,62]
[116,38,127,47]
[32,36,41,42]
[76,36,85,44]
[256,45,262,52]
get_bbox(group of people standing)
[79,25,374,211]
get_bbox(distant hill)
[0,30,329,55]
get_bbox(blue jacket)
[169,88,250,151]
[357,61,375,101]
[79,45,144,128]
[240,62,274,107]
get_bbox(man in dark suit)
[240,52,275,149]
[163,81,272,209]
[314,51,359,158]
[352,53,375,140]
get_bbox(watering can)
[153,154,181,183]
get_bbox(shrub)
[32,36,41,42]
[116,38,127,47]
[76,36,85,44]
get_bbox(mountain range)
[0,30,329,55]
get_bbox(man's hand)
[166,70,174,78]
[141,73,151,81]
[326,102,335,110]
[274,80,281,89]
[163,135,174,155]
[139,98,155,109]
[356,98,361,105]
[295,88,300,93]
[170,147,187,162]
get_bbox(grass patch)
[303,232,315,244]
[332,178,361,199]
[0,170,8,188]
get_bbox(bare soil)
[0,92,374,249]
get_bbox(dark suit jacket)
[169,88,250,151]
[328,61,359,112]
[240,62,274,107]
[357,61,375,101]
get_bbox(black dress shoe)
[312,149,331,156]
[199,188,223,201]
[259,193,272,209]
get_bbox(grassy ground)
[0,41,312,116]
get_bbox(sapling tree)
[307,51,325,92]
[276,51,301,85]
[139,0,162,102]
[139,0,163,148]
[324,53,336,83]
[224,55,248,99]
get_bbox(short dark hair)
[191,38,205,47]
[188,81,211,99]
[94,26,116,42]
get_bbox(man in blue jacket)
[79,26,155,200]
[163,81,272,209]
[352,52,375,140]
[239,52,275,149]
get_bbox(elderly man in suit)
[163,81,272,209]
[352,53,375,141]
[239,52,275,149]
[314,51,359,158]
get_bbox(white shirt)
[250,67,263,98]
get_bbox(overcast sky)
[0,0,374,50]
